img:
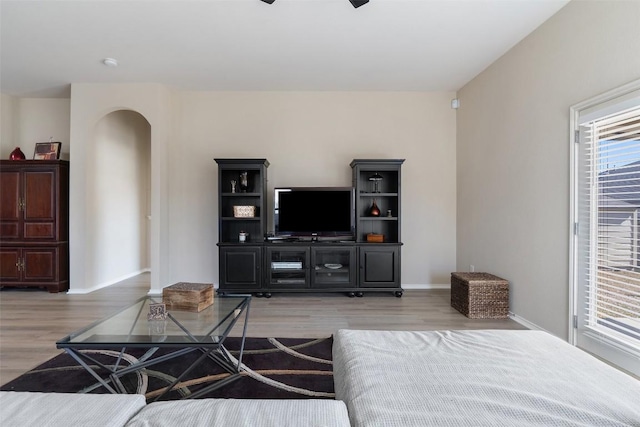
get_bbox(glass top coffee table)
[56,294,251,401]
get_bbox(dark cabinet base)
[359,245,400,288]
[218,246,262,292]
[0,244,68,293]
[217,242,402,297]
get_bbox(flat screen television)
[274,187,355,240]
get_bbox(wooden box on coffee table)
[162,282,214,312]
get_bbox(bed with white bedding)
[332,329,640,427]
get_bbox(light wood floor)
[0,273,525,385]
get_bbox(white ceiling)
[0,0,569,98]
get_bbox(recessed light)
[103,58,118,67]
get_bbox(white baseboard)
[402,283,450,290]
[67,269,150,294]
[508,312,554,335]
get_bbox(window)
[571,79,640,376]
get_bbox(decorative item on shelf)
[369,199,381,216]
[33,138,62,160]
[366,233,384,243]
[9,147,26,160]
[387,209,393,218]
[368,172,383,193]
[147,303,168,321]
[230,180,237,193]
[239,231,248,242]
[233,205,256,218]
[324,263,343,269]
[239,171,249,192]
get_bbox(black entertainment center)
[215,158,404,297]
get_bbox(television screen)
[274,187,354,239]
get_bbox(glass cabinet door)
[267,247,309,288]
[311,247,356,288]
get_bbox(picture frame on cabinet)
[33,142,61,160]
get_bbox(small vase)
[239,171,249,193]
[9,147,26,160]
[369,199,381,217]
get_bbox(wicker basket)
[233,205,256,218]
[450,272,509,319]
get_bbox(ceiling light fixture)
[259,0,368,8]
[102,58,118,67]
[349,0,369,8]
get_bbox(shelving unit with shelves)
[215,159,269,244]
[350,159,404,244]
[215,158,403,297]
[351,159,404,296]
[215,159,269,294]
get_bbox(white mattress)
[333,329,640,427]
[125,398,351,427]
[0,391,146,427]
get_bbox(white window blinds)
[579,106,640,345]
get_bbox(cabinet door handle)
[16,258,25,271]
[18,198,25,211]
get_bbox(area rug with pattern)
[0,337,334,401]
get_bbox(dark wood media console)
[215,158,404,297]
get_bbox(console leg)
[264,293,272,298]
[347,292,355,298]
[355,292,364,297]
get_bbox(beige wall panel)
[457,0,640,339]
[172,91,457,286]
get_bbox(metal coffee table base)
[56,295,252,401]
[64,342,245,400]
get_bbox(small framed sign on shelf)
[33,142,62,160]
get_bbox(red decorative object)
[369,199,381,217]
[9,147,26,160]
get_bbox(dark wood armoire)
[0,160,69,292]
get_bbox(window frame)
[569,78,640,377]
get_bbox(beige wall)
[1,94,17,157]
[171,91,457,286]
[0,96,69,159]
[93,110,151,286]
[61,86,456,293]
[69,83,173,294]
[456,0,640,339]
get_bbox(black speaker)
[349,0,369,8]
[260,0,275,4]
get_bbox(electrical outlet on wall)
[470,265,475,272]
